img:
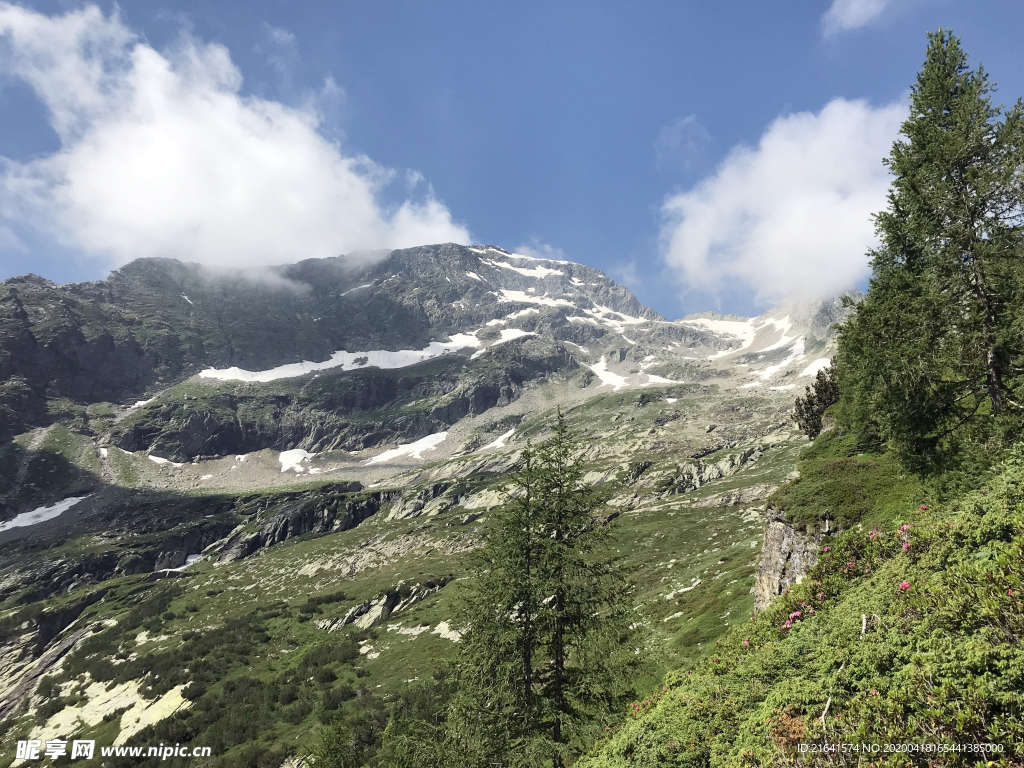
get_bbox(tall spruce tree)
[836,30,1024,467]
[445,413,643,768]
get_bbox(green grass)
[580,444,1024,768]
[766,430,929,530]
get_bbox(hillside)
[0,243,850,767]
[582,432,1024,766]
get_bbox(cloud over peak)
[660,97,904,304]
[0,3,469,271]
[822,0,890,36]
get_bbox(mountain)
[0,243,854,767]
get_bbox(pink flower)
[897,581,910,592]
[823,546,830,552]
[817,592,824,598]
[900,524,910,532]
[920,505,929,510]
[1009,589,1015,597]
[902,542,910,550]
[743,639,749,647]
[789,611,802,619]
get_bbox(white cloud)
[610,261,642,290]
[655,115,711,172]
[0,3,470,271]
[265,24,296,48]
[516,240,571,262]
[660,98,904,304]
[822,0,890,36]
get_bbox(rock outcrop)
[753,507,833,612]
[316,576,454,631]
[217,484,377,563]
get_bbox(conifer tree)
[837,30,1024,466]
[794,361,839,439]
[446,412,643,768]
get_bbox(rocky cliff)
[753,505,836,612]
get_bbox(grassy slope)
[0,415,797,767]
[581,439,1024,767]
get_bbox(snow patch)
[365,432,448,465]
[0,495,90,532]
[497,289,575,308]
[148,455,184,468]
[644,374,676,386]
[465,271,484,282]
[469,246,573,265]
[755,337,806,379]
[280,449,315,473]
[801,358,832,377]
[480,258,564,278]
[585,358,629,391]
[198,334,482,382]
[470,329,536,359]
[341,283,373,296]
[482,428,515,450]
[180,293,193,305]
[484,307,541,326]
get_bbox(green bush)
[581,447,1024,767]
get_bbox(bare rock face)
[753,507,831,612]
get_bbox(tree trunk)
[552,585,564,768]
[987,347,1006,416]
[523,489,533,718]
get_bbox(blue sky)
[0,1,1020,318]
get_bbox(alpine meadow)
[1,15,1023,768]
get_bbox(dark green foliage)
[320,684,356,714]
[793,362,838,439]
[836,30,1024,470]
[299,589,349,614]
[298,639,361,672]
[93,614,366,768]
[768,432,928,530]
[441,413,644,767]
[59,598,280,700]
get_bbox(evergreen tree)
[837,30,1024,467]
[446,413,643,768]
[794,361,839,439]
